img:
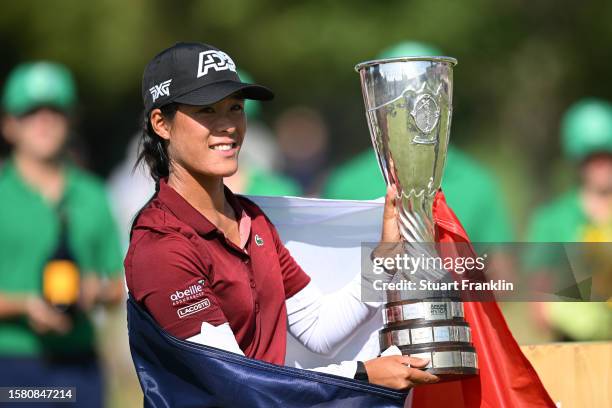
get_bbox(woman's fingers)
[396,355,439,386]
[399,355,430,368]
[381,184,401,242]
[405,367,439,385]
[383,184,396,219]
[383,184,398,221]
[365,355,439,390]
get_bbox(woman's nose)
[215,116,238,135]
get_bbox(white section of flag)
[250,195,386,368]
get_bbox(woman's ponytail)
[130,104,178,238]
[135,103,178,189]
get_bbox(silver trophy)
[356,57,478,380]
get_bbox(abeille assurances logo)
[170,279,206,306]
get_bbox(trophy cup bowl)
[356,56,478,380]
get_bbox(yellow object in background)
[581,223,612,242]
[42,260,80,306]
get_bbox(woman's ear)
[150,108,171,141]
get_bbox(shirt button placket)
[243,255,258,313]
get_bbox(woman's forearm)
[286,275,380,357]
[186,279,377,363]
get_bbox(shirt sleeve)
[286,276,379,357]
[268,221,311,299]
[127,233,228,339]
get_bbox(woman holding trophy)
[125,42,439,392]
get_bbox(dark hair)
[130,103,178,238]
[135,103,179,189]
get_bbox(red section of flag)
[411,191,555,408]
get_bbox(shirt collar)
[157,179,251,243]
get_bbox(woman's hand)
[364,355,439,390]
[381,184,401,243]
[371,185,403,268]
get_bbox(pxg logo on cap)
[142,42,273,114]
[149,79,172,102]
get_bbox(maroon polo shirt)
[125,179,310,365]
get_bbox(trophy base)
[380,320,471,350]
[424,367,479,382]
[383,298,464,327]
[399,344,479,382]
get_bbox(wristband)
[354,361,369,381]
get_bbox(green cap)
[561,98,612,161]
[377,41,443,59]
[2,61,76,115]
[237,69,261,120]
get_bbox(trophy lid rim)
[354,56,458,72]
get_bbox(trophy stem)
[396,192,435,243]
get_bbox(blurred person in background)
[323,41,514,244]
[527,98,612,341]
[109,69,301,250]
[0,61,124,407]
[275,106,330,195]
[108,134,156,251]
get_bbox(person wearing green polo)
[526,98,612,341]
[324,42,513,243]
[0,61,124,407]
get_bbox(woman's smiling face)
[152,95,246,178]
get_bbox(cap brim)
[173,80,274,106]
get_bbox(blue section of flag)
[127,297,407,408]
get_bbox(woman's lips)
[209,142,238,156]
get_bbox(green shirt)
[0,158,123,356]
[526,189,586,242]
[323,146,514,242]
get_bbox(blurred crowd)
[0,41,611,407]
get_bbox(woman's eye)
[231,104,244,112]
[199,107,215,114]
